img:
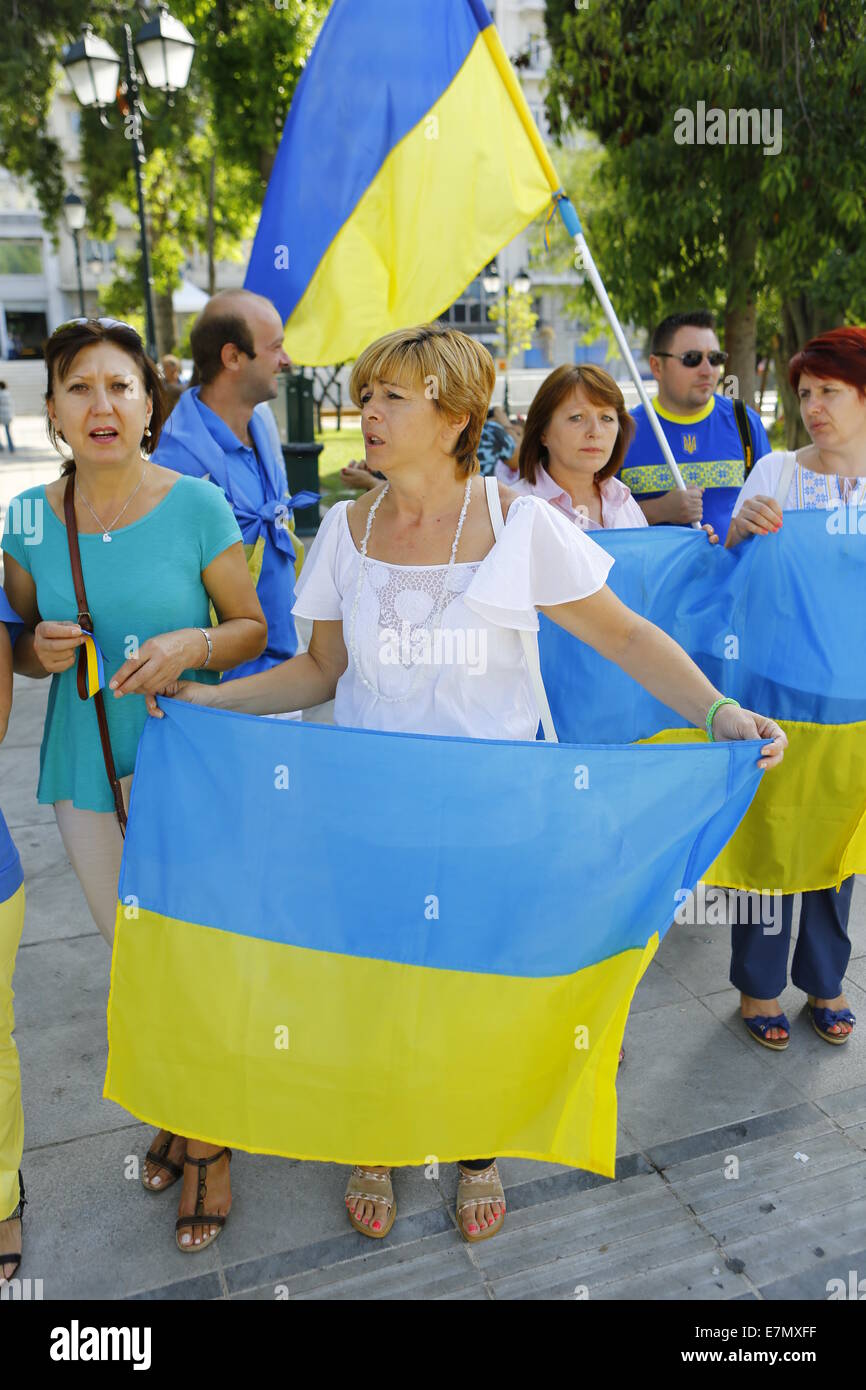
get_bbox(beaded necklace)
[347,477,473,703]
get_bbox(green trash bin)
[282,441,323,536]
[279,371,321,536]
[283,373,316,442]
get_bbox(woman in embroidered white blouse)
[157,324,785,1246]
[724,326,866,1052]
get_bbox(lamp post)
[482,262,531,415]
[61,5,196,360]
[63,192,87,317]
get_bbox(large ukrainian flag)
[243,0,561,364]
[538,512,866,892]
[104,701,762,1175]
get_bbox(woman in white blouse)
[725,326,865,1052]
[157,324,785,1245]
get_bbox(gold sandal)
[344,1166,396,1239]
[456,1161,506,1242]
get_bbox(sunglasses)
[52,317,141,339]
[655,350,728,368]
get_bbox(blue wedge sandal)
[742,1013,790,1050]
[807,997,856,1045]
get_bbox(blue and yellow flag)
[105,701,762,1175]
[244,0,561,364]
[538,513,866,892]
[80,631,106,699]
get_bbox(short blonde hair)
[348,323,496,476]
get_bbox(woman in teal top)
[4,475,246,810]
[1,317,267,1257]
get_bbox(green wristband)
[706,697,740,741]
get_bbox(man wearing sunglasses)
[619,310,770,539]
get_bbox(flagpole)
[551,199,688,496]
[480,28,690,500]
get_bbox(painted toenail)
[467,1223,478,1232]
[372,1220,381,1230]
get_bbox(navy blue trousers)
[730,877,855,998]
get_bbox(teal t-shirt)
[1,476,242,811]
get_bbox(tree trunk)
[776,295,838,448]
[206,154,217,296]
[154,288,175,359]
[259,146,276,186]
[724,217,759,408]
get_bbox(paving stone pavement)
[2,674,864,1301]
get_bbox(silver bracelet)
[197,627,213,670]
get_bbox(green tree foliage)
[0,0,82,229]
[0,1,328,352]
[487,286,539,364]
[542,0,866,440]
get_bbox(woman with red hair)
[725,326,866,1050]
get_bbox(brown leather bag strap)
[63,476,127,836]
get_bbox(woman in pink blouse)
[509,364,717,540]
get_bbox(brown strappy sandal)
[141,1130,185,1192]
[0,1171,26,1282]
[456,1161,506,1243]
[175,1147,232,1253]
[344,1166,396,1239]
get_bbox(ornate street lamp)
[482,263,532,414]
[134,3,196,96]
[60,25,121,109]
[62,6,196,359]
[62,192,87,316]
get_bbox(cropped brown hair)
[44,319,166,475]
[190,309,257,386]
[518,364,635,485]
[349,323,496,477]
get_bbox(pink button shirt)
[499,464,648,531]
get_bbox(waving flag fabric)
[104,701,762,1175]
[244,0,560,364]
[538,512,866,891]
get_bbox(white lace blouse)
[292,493,614,741]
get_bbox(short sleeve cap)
[465,494,614,631]
[732,452,786,516]
[187,476,244,569]
[292,500,348,621]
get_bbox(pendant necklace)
[75,465,148,542]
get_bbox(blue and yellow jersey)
[619,394,770,538]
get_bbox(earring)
[144,425,152,438]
